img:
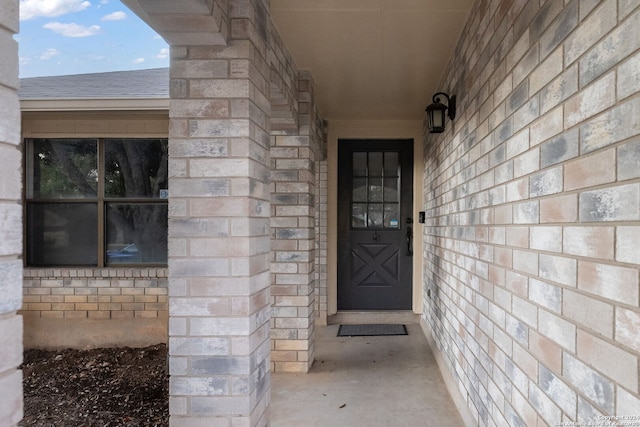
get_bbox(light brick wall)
[423,1,640,426]
[269,71,326,372]
[0,0,23,425]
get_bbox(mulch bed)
[20,344,168,427]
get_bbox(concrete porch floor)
[271,321,465,426]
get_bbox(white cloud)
[20,0,91,21]
[101,11,126,21]
[156,48,169,59]
[39,48,60,59]
[43,21,101,37]
[133,58,145,64]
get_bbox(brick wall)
[0,0,23,424]
[423,1,640,425]
[269,69,326,371]
[22,268,167,321]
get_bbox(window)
[351,151,400,228]
[25,138,168,267]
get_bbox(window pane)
[352,178,367,202]
[353,152,367,177]
[352,203,367,228]
[368,204,383,227]
[27,203,98,266]
[384,152,399,177]
[104,139,168,198]
[28,139,97,199]
[384,204,399,228]
[106,203,168,264]
[368,152,383,176]
[369,178,383,202]
[384,178,399,202]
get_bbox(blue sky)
[17,0,169,78]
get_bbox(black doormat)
[337,324,408,337]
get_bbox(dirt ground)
[20,344,168,427]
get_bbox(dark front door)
[337,139,414,310]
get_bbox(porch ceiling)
[270,0,474,122]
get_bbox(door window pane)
[106,203,168,265]
[368,178,383,202]
[27,139,97,198]
[27,203,98,266]
[384,152,399,177]
[367,204,383,227]
[104,139,168,198]
[352,178,367,202]
[384,204,399,228]
[368,152,383,176]
[384,178,399,202]
[353,152,367,176]
[352,203,367,227]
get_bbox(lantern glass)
[426,102,446,133]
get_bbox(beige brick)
[135,311,158,318]
[530,226,562,252]
[99,303,122,311]
[540,194,578,223]
[616,226,640,265]
[530,47,563,96]
[530,107,563,147]
[122,303,145,311]
[64,311,87,319]
[64,295,88,303]
[563,290,613,338]
[88,311,111,320]
[615,308,640,353]
[529,331,562,373]
[539,309,576,352]
[50,303,75,311]
[506,226,529,248]
[41,311,64,318]
[563,226,614,260]
[513,250,538,275]
[75,303,99,311]
[577,330,638,392]
[111,311,134,319]
[578,261,639,305]
[539,254,576,287]
[564,148,616,191]
[565,72,615,127]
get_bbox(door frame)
[325,121,425,319]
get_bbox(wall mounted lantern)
[425,92,456,133]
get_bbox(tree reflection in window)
[26,138,168,267]
[351,151,400,228]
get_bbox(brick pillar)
[167,5,271,424]
[270,134,316,372]
[0,1,24,425]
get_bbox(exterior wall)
[0,1,23,424]
[19,111,169,349]
[423,1,640,426]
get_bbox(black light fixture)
[425,92,456,133]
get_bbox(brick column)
[167,6,272,424]
[270,134,316,372]
[0,2,24,425]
